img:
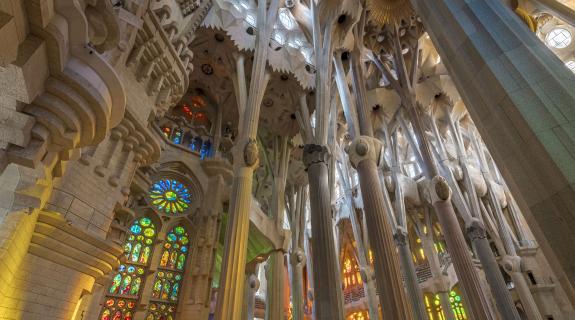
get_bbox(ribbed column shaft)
[357,159,412,319]
[433,199,494,320]
[215,168,254,320]
[469,229,521,319]
[396,235,427,319]
[265,251,285,320]
[306,155,344,320]
[290,256,305,320]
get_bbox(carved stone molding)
[29,210,123,279]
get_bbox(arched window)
[149,179,192,215]
[100,218,157,320]
[146,226,190,320]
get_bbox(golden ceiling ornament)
[367,0,414,26]
[515,8,537,32]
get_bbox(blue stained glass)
[131,225,142,234]
[167,233,177,242]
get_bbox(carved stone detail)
[346,136,383,169]
[302,144,330,170]
[243,138,259,167]
[466,218,487,241]
[431,175,451,202]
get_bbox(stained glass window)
[159,226,189,270]
[145,303,177,320]
[99,298,137,320]
[342,255,361,289]
[102,218,157,319]
[423,289,467,320]
[125,218,156,264]
[147,226,190,319]
[149,179,192,215]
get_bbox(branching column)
[348,29,413,317]
[215,0,279,318]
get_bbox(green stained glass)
[130,277,141,295]
[176,254,186,270]
[109,273,122,294]
[140,218,151,226]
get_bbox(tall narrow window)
[146,226,190,320]
[100,218,157,320]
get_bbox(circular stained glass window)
[546,27,572,49]
[149,179,192,215]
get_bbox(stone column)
[502,255,543,320]
[265,251,285,320]
[410,0,575,296]
[287,185,307,320]
[417,215,456,320]
[395,228,427,320]
[303,145,344,319]
[245,272,260,320]
[215,1,279,318]
[466,219,521,319]
[290,248,306,320]
[347,137,413,319]
[430,177,495,320]
[348,37,413,318]
[338,161,379,320]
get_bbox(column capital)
[302,144,330,169]
[466,218,487,241]
[346,136,383,169]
